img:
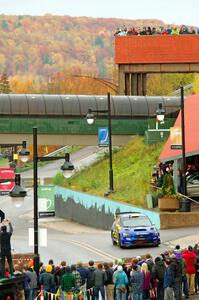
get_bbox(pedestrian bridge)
[0,94,180,145]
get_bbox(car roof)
[116,212,146,217]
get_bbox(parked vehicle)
[187,171,199,197]
[111,212,160,248]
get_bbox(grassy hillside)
[53,137,164,207]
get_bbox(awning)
[159,94,199,162]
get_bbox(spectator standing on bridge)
[0,219,13,278]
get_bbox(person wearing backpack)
[114,265,128,300]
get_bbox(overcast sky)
[0,0,198,27]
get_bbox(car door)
[187,174,199,197]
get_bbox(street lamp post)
[86,92,114,194]
[156,86,186,195]
[32,127,74,273]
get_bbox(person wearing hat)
[39,264,55,292]
[170,254,182,300]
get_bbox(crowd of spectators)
[3,241,199,300]
[114,25,199,36]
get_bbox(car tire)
[118,235,123,248]
[111,232,117,245]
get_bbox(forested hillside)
[0,15,197,95]
[0,15,163,78]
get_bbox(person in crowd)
[86,260,96,300]
[23,264,37,300]
[193,242,199,255]
[14,264,26,300]
[164,258,175,300]
[174,246,189,298]
[182,246,196,295]
[48,259,55,274]
[0,219,13,278]
[114,265,128,300]
[179,25,189,34]
[55,260,67,286]
[141,262,151,300]
[104,262,114,300]
[152,256,166,300]
[93,263,107,300]
[23,265,32,300]
[170,254,182,300]
[145,253,154,273]
[130,265,143,300]
[194,250,199,294]
[71,264,82,289]
[77,261,89,291]
[39,265,55,292]
[61,266,75,296]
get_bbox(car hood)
[121,226,157,233]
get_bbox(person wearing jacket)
[61,266,75,295]
[130,265,143,300]
[194,250,199,294]
[0,220,13,278]
[152,256,166,300]
[114,265,128,300]
[141,263,151,300]
[77,261,88,291]
[182,246,196,295]
[39,265,55,292]
[164,259,175,300]
[93,263,107,300]
[104,262,114,300]
[170,254,182,300]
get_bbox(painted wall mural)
[55,187,160,230]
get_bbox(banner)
[0,168,15,193]
[38,185,55,217]
[98,127,109,147]
[170,126,182,149]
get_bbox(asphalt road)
[1,192,199,265]
[1,146,199,265]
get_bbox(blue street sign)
[98,127,109,147]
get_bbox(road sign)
[98,127,109,147]
[0,168,15,193]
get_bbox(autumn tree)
[0,73,11,94]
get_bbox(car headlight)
[152,232,159,237]
[122,232,131,237]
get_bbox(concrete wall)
[55,187,160,230]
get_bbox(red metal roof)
[159,95,199,162]
[115,35,199,64]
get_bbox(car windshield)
[121,216,152,227]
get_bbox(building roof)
[159,94,199,162]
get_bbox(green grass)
[53,137,164,207]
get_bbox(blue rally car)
[111,212,160,248]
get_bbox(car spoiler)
[115,211,141,215]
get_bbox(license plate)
[135,240,145,244]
